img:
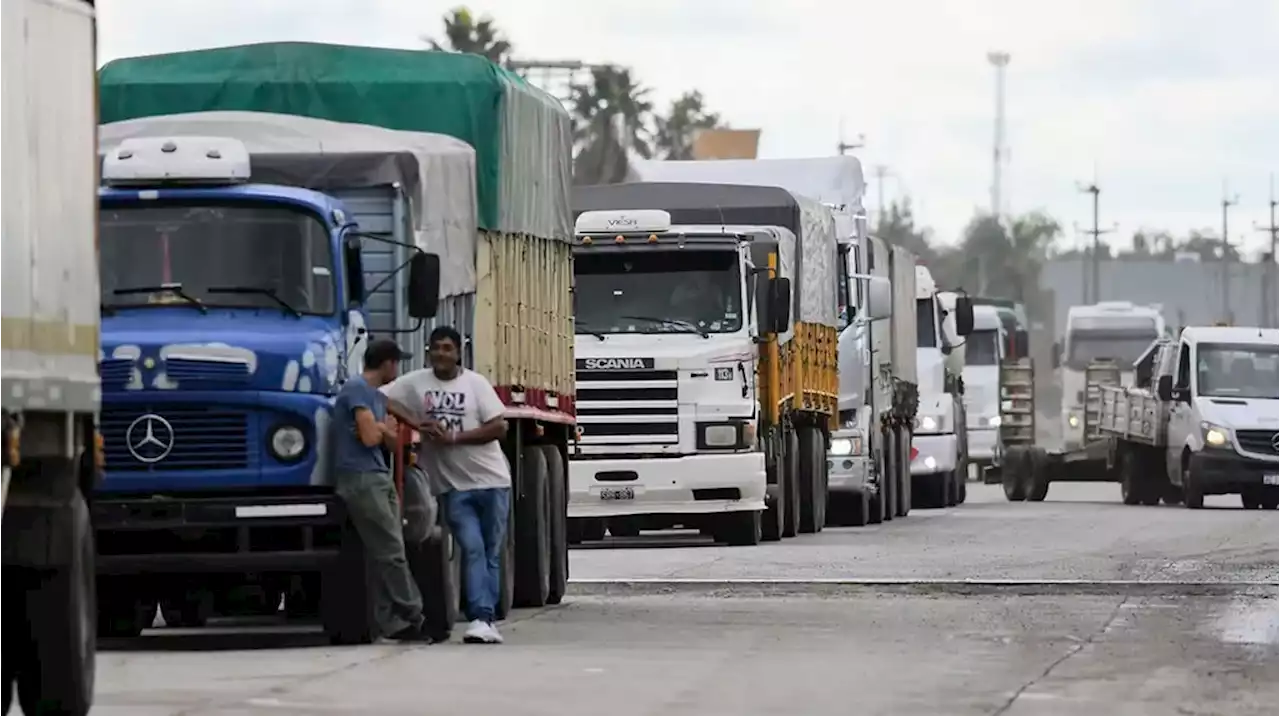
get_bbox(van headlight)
[270,425,308,461]
[1200,422,1230,448]
[697,421,750,450]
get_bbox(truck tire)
[782,429,801,537]
[762,434,787,541]
[575,518,606,543]
[1181,461,1205,509]
[895,428,911,518]
[495,491,516,621]
[6,489,95,716]
[827,492,870,527]
[1002,447,1027,502]
[321,519,376,645]
[608,518,640,538]
[881,428,896,522]
[958,476,967,504]
[514,446,551,608]
[1024,448,1050,502]
[717,510,763,546]
[540,445,569,606]
[407,530,459,641]
[1261,487,1279,510]
[797,427,827,534]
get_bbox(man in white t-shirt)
[381,326,512,644]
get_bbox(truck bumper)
[1190,452,1280,495]
[967,428,999,464]
[828,453,873,495]
[91,492,345,574]
[910,433,957,476]
[568,452,766,518]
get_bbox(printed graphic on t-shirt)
[423,390,467,432]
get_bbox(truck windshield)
[965,330,999,366]
[1065,326,1157,370]
[1197,343,1280,400]
[916,298,937,348]
[99,203,335,315]
[574,249,742,335]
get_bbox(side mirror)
[863,276,892,321]
[1013,331,1029,360]
[1156,374,1174,402]
[953,295,974,336]
[407,252,441,319]
[768,277,792,333]
[1051,341,1061,369]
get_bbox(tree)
[874,198,935,262]
[425,6,512,64]
[653,91,725,160]
[944,211,1060,318]
[568,66,654,185]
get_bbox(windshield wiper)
[111,283,207,314]
[575,319,605,341]
[206,285,302,318]
[619,315,709,339]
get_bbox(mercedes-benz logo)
[126,414,175,464]
[1272,433,1279,453]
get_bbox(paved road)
[69,483,1280,715]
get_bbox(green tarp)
[98,42,572,239]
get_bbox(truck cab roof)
[98,183,347,224]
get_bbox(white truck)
[999,326,1278,510]
[910,267,975,508]
[963,305,1007,476]
[2,0,99,712]
[1055,301,1165,449]
[570,182,841,544]
[629,157,919,528]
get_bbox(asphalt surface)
[64,483,1280,715]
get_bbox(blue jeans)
[442,487,510,623]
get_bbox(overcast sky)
[98,0,1279,255]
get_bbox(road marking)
[567,578,1278,598]
[1215,598,1279,646]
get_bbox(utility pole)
[1076,182,1115,303]
[1253,175,1278,326]
[987,51,1011,220]
[872,164,891,227]
[1221,183,1239,324]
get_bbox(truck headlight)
[1067,414,1080,428]
[270,425,308,461]
[697,421,749,450]
[1201,422,1230,448]
[916,415,942,433]
[830,437,854,456]
[987,415,1002,428]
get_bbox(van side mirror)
[1051,340,1061,369]
[1156,374,1174,402]
[407,252,441,319]
[864,276,892,321]
[768,277,792,333]
[953,295,974,336]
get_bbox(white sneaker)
[463,619,503,644]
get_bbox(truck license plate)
[600,487,635,501]
[1265,474,1278,486]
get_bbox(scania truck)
[570,182,840,544]
[93,43,575,641]
[910,267,975,508]
[3,1,99,712]
[1056,301,1165,449]
[629,157,919,528]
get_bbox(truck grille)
[576,368,679,447]
[165,357,251,385]
[1236,429,1279,456]
[101,405,252,472]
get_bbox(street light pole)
[1221,185,1239,323]
[1076,182,1115,303]
[1254,175,1279,326]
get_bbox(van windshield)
[1197,343,1280,400]
[100,202,335,315]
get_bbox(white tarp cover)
[98,111,480,297]
[795,195,840,327]
[631,157,867,240]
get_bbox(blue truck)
[92,45,576,642]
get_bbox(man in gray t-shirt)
[382,325,511,645]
